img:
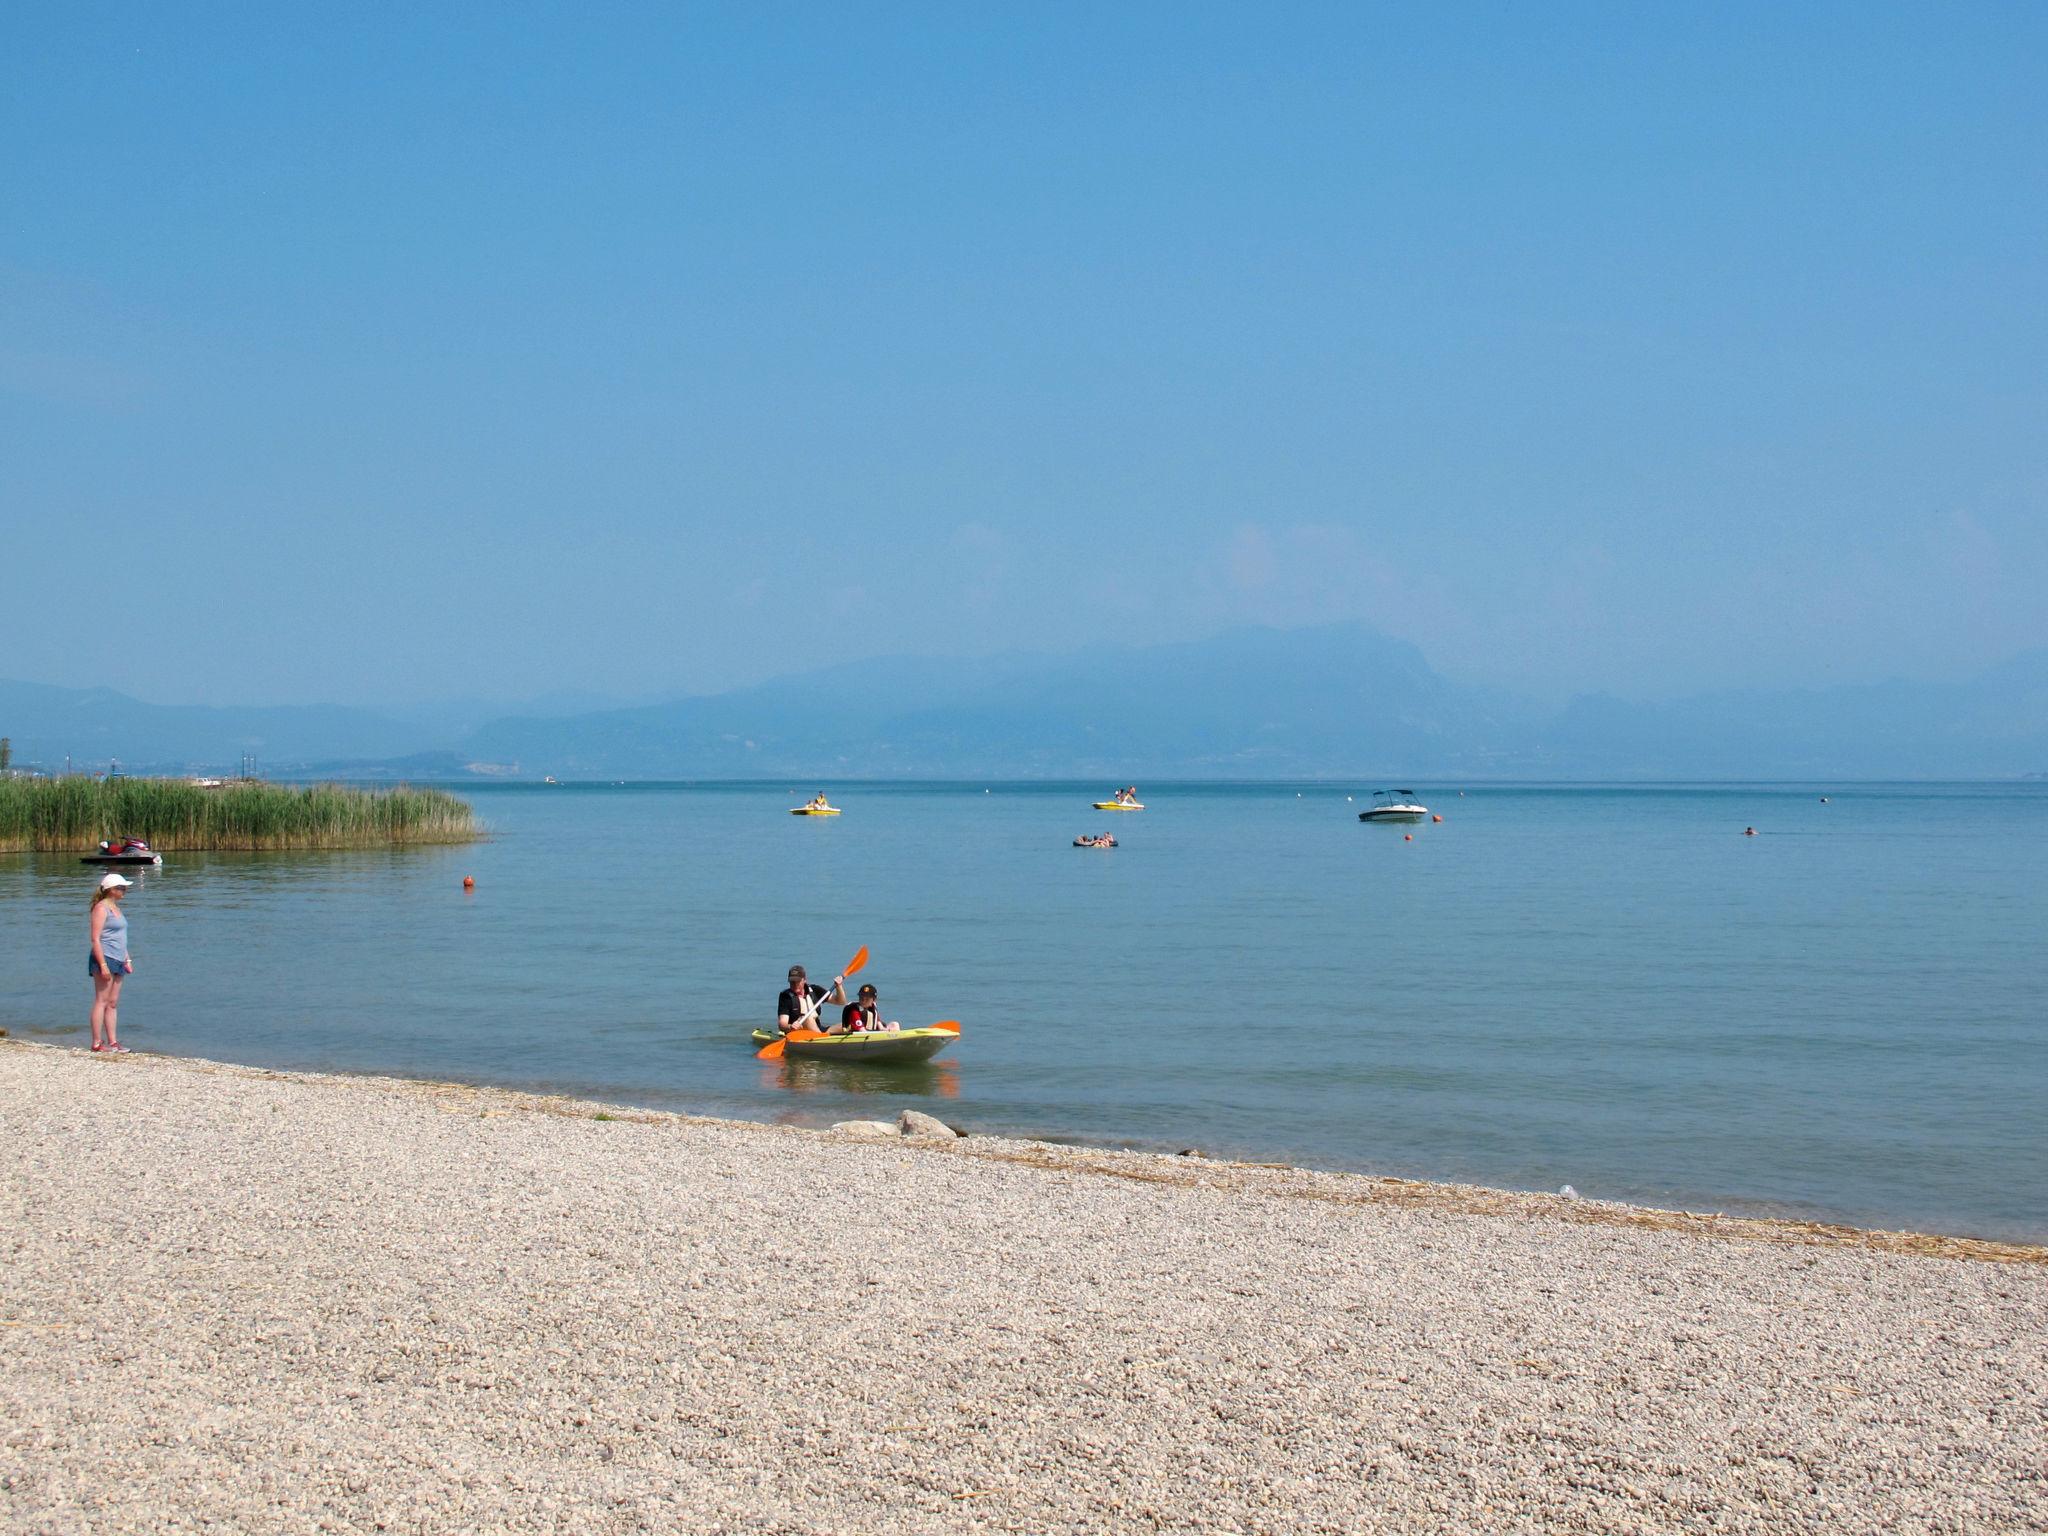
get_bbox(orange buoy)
[1431,814,1443,823]
[462,875,476,888]
[1404,833,1413,841]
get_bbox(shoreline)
[8,1038,2043,1266]
[4,1039,2043,1533]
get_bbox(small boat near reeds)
[82,837,162,867]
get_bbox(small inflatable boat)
[748,1027,956,1064]
[1074,834,1117,848]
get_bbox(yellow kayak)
[749,1028,955,1063]
[1092,801,1144,811]
[790,806,841,816]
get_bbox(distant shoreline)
[177,774,2048,788]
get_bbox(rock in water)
[830,1121,897,1139]
[898,1110,960,1139]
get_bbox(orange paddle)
[929,1020,961,1034]
[757,947,869,1059]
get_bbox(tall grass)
[0,778,480,852]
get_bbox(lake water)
[3,781,2043,1243]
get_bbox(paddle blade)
[755,1036,786,1060]
[842,946,870,982]
[929,1020,961,1034]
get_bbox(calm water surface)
[3,781,2043,1242]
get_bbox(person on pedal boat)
[776,964,845,1034]
[837,983,896,1034]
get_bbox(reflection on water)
[766,1057,962,1099]
[3,779,2046,1241]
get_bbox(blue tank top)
[97,903,129,963]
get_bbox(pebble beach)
[3,1041,2043,1534]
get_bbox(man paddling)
[776,964,846,1035]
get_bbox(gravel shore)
[3,1042,2043,1534]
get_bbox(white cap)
[98,872,134,890]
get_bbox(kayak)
[81,852,163,866]
[790,806,841,816]
[1092,801,1144,811]
[749,1028,956,1064]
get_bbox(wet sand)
[3,1041,2042,1534]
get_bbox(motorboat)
[1358,790,1428,823]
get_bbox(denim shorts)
[89,955,131,978]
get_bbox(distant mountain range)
[6,626,2047,779]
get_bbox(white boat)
[1358,790,1428,823]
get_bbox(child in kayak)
[838,983,896,1033]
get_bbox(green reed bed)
[0,778,480,852]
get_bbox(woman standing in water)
[88,872,135,1053]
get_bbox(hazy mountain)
[460,626,1534,778]
[7,630,2046,779]
[0,679,436,774]
[1532,650,2048,777]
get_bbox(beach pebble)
[897,1109,960,1139]
[2,1044,2040,1536]
[830,1120,898,1139]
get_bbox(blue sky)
[4,2,2043,707]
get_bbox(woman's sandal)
[107,1043,129,1054]
[90,1043,105,1053]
